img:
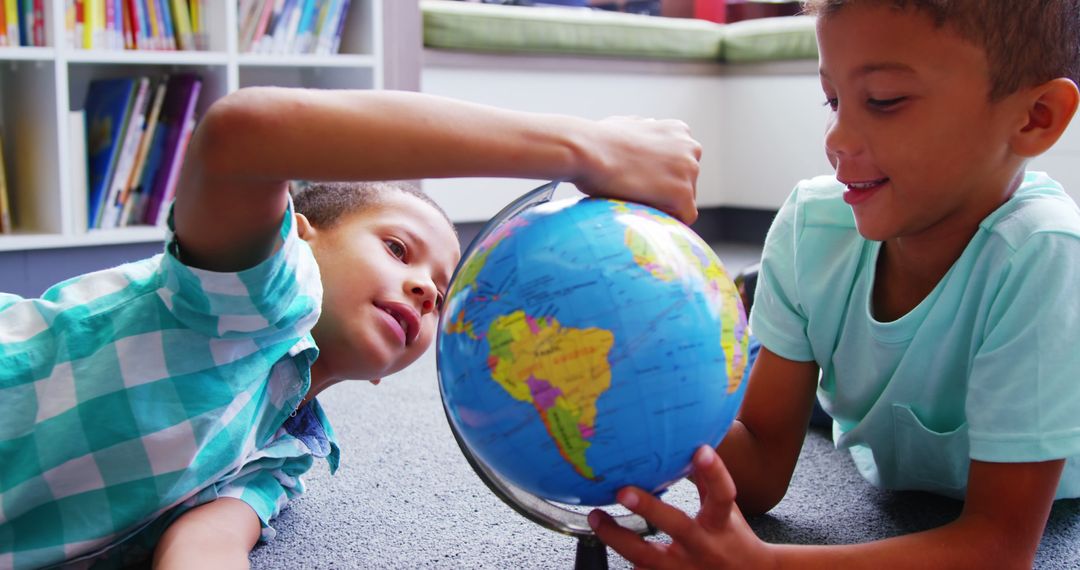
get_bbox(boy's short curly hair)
[291,181,456,238]
[801,0,1080,101]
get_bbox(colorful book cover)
[84,77,138,229]
[0,133,12,234]
[143,73,201,225]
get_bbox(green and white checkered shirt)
[0,202,337,569]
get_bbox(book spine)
[250,0,275,53]
[18,0,29,46]
[68,111,89,234]
[4,0,19,47]
[31,0,43,46]
[144,76,201,225]
[257,0,285,54]
[293,0,316,54]
[168,0,192,50]
[331,0,348,54]
[100,77,150,228]
[0,0,7,47]
[315,0,338,55]
[154,114,196,225]
[155,0,173,49]
[120,79,166,226]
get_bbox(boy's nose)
[408,278,438,315]
[823,111,863,162]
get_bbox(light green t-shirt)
[750,171,1080,500]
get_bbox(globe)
[437,192,751,507]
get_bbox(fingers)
[588,508,677,570]
[690,445,737,531]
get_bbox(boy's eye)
[435,292,445,310]
[823,98,839,111]
[385,239,406,259]
[867,96,906,110]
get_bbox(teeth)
[849,179,885,189]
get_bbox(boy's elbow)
[191,87,289,174]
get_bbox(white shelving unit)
[0,0,384,252]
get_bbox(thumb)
[691,445,737,530]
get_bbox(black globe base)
[575,536,609,570]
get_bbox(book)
[119,78,166,226]
[0,133,12,234]
[68,111,88,234]
[84,77,139,229]
[169,0,193,50]
[143,73,201,225]
[331,0,349,54]
[4,0,18,47]
[99,76,149,228]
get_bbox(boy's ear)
[1011,77,1080,157]
[295,213,315,241]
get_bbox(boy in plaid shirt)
[0,88,702,568]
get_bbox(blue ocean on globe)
[437,196,751,506]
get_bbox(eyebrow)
[820,62,917,80]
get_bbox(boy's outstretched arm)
[719,347,821,514]
[173,88,701,271]
[592,447,1063,569]
[153,497,261,569]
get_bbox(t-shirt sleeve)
[157,198,322,340]
[216,454,314,542]
[749,187,816,362]
[967,232,1080,463]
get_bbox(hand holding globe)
[436,182,750,566]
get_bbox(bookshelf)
[0,0,385,252]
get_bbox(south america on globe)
[437,196,751,506]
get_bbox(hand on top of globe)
[570,116,702,225]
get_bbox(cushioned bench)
[421,0,818,63]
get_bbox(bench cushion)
[421,1,819,63]
[422,0,725,61]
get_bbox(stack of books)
[65,0,209,51]
[238,0,352,55]
[81,74,202,230]
[0,0,47,47]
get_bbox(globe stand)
[442,400,655,570]
[574,536,610,570]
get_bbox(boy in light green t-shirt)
[591,1,1080,568]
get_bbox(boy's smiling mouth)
[841,177,890,205]
[374,301,421,346]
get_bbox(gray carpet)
[248,347,1080,569]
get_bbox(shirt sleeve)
[749,186,816,362]
[157,198,323,340]
[967,231,1080,463]
[216,451,316,542]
